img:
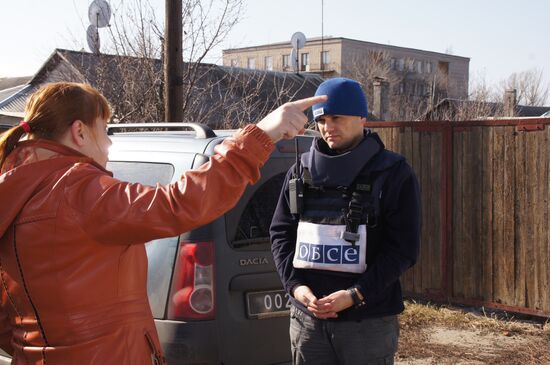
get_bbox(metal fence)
[366,117,550,318]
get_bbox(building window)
[397,58,405,72]
[321,51,330,66]
[230,58,239,67]
[301,53,309,71]
[407,60,415,72]
[247,57,256,69]
[425,61,433,73]
[399,82,405,94]
[416,60,422,73]
[414,82,425,96]
[264,56,273,71]
[282,54,290,69]
[390,58,396,70]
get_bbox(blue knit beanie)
[312,77,368,119]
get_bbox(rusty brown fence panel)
[366,118,550,318]
[373,124,446,298]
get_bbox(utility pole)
[164,0,183,122]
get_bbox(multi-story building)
[223,36,470,100]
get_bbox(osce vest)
[292,134,397,274]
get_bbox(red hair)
[0,82,111,167]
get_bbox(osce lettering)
[293,222,366,273]
[296,242,359,264]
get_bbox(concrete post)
[504,89,517,117]
[372,78,390,121]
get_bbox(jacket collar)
[301,130,382,187]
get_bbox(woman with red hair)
[0,82,325,365]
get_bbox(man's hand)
[292,285,338,319]
[292,285,317,307]
[314,290,354,315]
[256,95,327,142]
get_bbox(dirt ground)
[395,301,550,365]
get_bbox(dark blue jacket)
[270,131,421,320]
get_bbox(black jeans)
[289,306,399,365]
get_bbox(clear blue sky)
[1,0,549,97]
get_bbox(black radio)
[289,138,304,215]
[289,177,303,214]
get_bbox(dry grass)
[396,300,550,365]
[400,300,550,333]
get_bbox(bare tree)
[425,73,503,121]
[347,50,398,104]
[105,0,162,59]
[81,0,246,124]
[65,0,320,128]
[499,68,549,106]
[178,0,243,115]
[212,69,316,128]
[347,51,440,120]
[176,65,320,128]
[347,63,548,122]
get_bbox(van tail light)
[167,241,215,320]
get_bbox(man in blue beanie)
[270,77,421,364]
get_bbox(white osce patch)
[293,222,367,273]
[313,107,324,118]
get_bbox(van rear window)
[232,173,286,250]
[107,161,174,186]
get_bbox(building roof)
[424,98,550,120]
[0,49,324,126]
[0,85,35,115]
[0,84,33,111]
[516,105,550,117]
[223,36,470,61]
[0,76,32,90]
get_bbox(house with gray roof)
[0,82,32,125]
[0,49,324,128]
[424,97,550,121]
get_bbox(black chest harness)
[289,140,393,245]
[295,168,385,244]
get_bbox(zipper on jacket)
[13,224,50,363]
[0,254,24,323]
[144,330,165,365]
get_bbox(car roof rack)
[107,122,217,139]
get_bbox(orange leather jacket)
[0,125,273,365]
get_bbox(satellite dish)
[290,32,306,49]
[86,25,100,54]
[290,48,298,72]
[88,0,111,28]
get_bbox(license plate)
[246,289,291,319]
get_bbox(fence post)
[441,122,454,299]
